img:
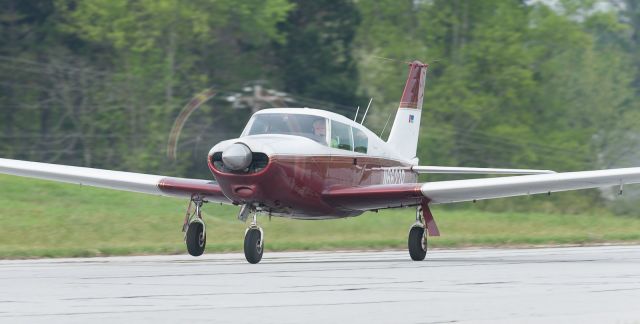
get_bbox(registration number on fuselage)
[382,168,405,184]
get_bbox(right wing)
[323,167,640,210]
[0,158,231,203]
[421,167,640,204]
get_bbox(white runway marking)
[1,246,640,323]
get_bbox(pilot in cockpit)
[312,119,326,143]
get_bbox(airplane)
[2,60,640,264]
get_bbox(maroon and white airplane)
[2,60,640,263]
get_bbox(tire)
[186,222,206,257]
[244,228,264,264]
[408,226,427,261]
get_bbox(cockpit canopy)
[242,112,368,153]
[245,113,325,144]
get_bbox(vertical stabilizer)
[386,60,428,163]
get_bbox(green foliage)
[1,0,640,214]
[355,0,640,212]
[1,0,295,178]
[273,0,361,105]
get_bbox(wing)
[323,167,640,210]
[411,165,555,175]
[0,158,230,203]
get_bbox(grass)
[1,174,640,258]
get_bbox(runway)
[1,245,640,323]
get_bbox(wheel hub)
[198,231,205,247]
[256,238,263,254]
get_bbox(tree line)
[1,0,639,213]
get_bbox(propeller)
[167,88,217,161]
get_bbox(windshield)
[246,113,328,145]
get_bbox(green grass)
[1,174,640,258]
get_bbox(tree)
[53,0,293,174]
[273,0,361,109]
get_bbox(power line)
[0,55,115,77]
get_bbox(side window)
[330,120,353,151]
[353,128,368,153]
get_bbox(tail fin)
[386,60,428,162]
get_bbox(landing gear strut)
[244,212,264,264]
[408,207,427,261]
[183,195,206,257]
[408,203,440,261]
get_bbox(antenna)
[371,55,412,65]
[379,109,394,139]
[360,98,373,125]
[353,106,360,121]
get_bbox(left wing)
[0,158,230,203]
[323,167,640,210]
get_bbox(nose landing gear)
[244,213,264,264]
[183,195,206,257]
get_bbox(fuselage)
[208,108,418,219]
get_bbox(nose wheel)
[183,196,207,257]
[244,213,264,264]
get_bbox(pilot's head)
[313,119,326,137]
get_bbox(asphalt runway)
[2,245,640,323]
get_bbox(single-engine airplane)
[2,60,640,264]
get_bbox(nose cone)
[222,143,252,171]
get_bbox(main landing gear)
[183,196,206,257]
[408,207,428,261]
[243,212,264,264]
[408,204,440,261]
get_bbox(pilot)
[312,119,326,142]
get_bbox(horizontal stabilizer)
[412,166,555,175]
